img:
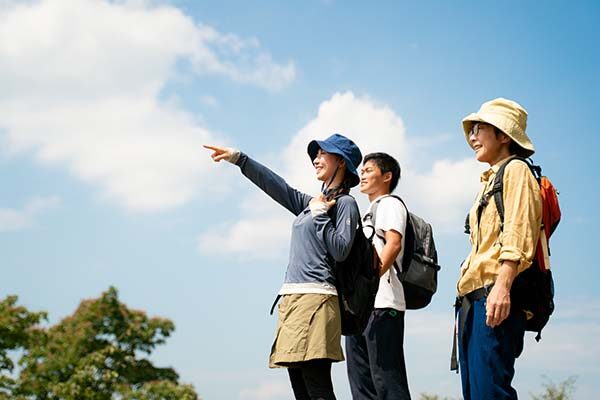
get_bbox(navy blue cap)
[307,133,362,188]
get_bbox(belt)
[450,286,491,372]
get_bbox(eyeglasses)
[469,122,489,138]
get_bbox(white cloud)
[198,92,482,259]
[0,196,61,231]
[197,210,293,261]
[0,0,295,212]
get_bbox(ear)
[382,171,392,183]
[499,132,512,145]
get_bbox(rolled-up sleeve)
[498,162,543,274]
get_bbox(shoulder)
[337,194,357,206]
[379,195,402,207]
[375,196,407,223]
[502,159,537,185]
[377,196,406,214]
[335,195,359,214]
[503,158,531,175]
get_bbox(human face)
[468,122,511,165]
[360,160,390,199]
[313,149,343,182]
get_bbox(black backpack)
[368,195,441,310]
[465,157,560,341]
[331,196,381,336]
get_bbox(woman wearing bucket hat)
[204,133,363,400]
[453,98,542,400]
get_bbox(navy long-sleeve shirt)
[236,152,359,291]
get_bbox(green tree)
[531,376,577,400]
[1,287,198,399]
[0,295,47,398]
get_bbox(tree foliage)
[0,295,47,396]
[0,287,199,399]
[531,376,577,400]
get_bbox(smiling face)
[360,160,392,200]
[468,122,512,165]
[313,149,344,183]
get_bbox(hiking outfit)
[233,134,363,400]
[346,195,412,400]
[455,99,542,400]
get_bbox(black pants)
[346,309,411,400]
[288,359,336,400]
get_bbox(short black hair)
[363,152,401,193]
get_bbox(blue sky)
[1,0,599,399]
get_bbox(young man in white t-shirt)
[345,152,411,400]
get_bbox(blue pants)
[345,309,411,400]
[458,298,526,400]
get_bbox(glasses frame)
[469,122,492,138]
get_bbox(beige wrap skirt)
[269,293,344,368]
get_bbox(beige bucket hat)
[462,98,535,157]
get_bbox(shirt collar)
[480,155,516,183]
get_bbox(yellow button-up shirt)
[458,156,542,297]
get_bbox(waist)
[456,286,491,308]
[279,282,338,296]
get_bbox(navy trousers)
[345,309,411,400]
[458,298,526,400]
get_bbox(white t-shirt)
[363,195,407,311]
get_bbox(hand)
[203,144,240,163]
[485,284,511,328]
[309,194,336,217]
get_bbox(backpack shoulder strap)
[492,157,537,227]
[368,194,407,230]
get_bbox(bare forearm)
[378,242,402,277]
[495,260,518,291]
[486,259,518,327]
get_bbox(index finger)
[202,144,222,151]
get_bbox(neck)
[323,167,345,192]
[489,150,512,168]
[488,153,511,168]
[368,188,390,203]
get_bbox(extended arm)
[204,144,311,215]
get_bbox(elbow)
[333,249,350,263]
[333,241,353,262]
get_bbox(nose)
[468,132,477,145]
